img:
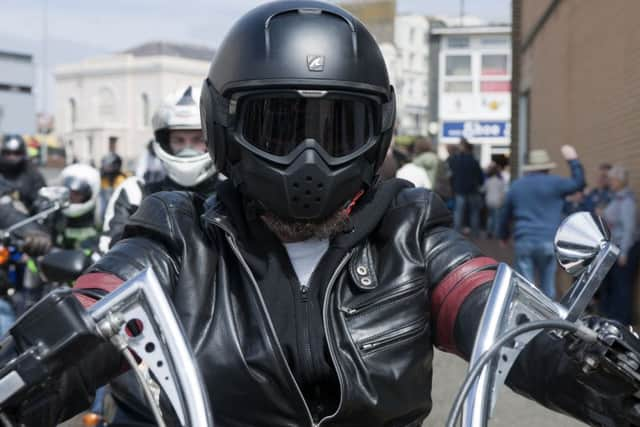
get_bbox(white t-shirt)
[283,238,330,288]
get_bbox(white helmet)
[61,163,101,218]
[151,86,216,187]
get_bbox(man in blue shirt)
[498,145,585,298]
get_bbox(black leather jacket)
[72,180,631,427]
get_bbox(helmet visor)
[237,93,377,158]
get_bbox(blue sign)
[442,121,510,140]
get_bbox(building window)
[409,53,415,69]
[409,28,415,43]
[445,81,473,93]
[445,55,471,76]
[481,36,509,47]
[141,93,150,127]
[98,87,116,121]
[68,98,77,130]
[481,54,509,76]
[447,36,470,49]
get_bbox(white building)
[0,50,36,134]
[54,42,213,168]
[391,14,432,136]
[429,25,512,167]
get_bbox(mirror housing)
[554,212,610,276]
[37,186,70,208]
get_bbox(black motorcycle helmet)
[200,1,395,221]
[100,152,123,177]
[0,134,27,174]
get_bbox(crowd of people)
[384,135,639,324]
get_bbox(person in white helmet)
[100,86,220,253]
[55,163,102,249]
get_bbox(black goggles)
[233,90,393,159]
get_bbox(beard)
[261,209,350,243]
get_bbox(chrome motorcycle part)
[555,212,619,322]
[462,212,619,427]
[447,319,596,427]
[462,264,568,427]
[88,268,214,427]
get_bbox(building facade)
[430,26,512,167]
[54,42,213,169]
[512,0,640,190]
[339,1,433,137]
[393,14,432,136]
[0,50,36,135]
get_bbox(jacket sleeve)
[23,167,47,212]
[556,159,586,196]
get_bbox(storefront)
[429,25,511,167]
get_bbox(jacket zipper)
[317,251,353,426]
[340,279,424,316]
[359,319,426,353]
[223,234,318,427]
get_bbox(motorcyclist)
[50,163,101,250]
[0,198,53,335]
[99,85,220,252]
[5,2,640,426]
[0,134,46,213]
[97,152,127,222]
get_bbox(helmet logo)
[307,55,325,72]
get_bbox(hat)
[522,149,556,172]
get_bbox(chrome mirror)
[554,212,610,276]
[37,186,70,207]
[555,212,619,322]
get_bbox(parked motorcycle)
[0,212,639,427]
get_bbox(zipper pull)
[300,285,309,303]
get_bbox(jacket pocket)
[359,318,427,354]
[340,278,424,317]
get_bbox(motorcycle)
[0,186,71,320]
[0,212,638,427]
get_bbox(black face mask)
[227,90,393,221]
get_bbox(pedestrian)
[411,137,453,199]
[97,152,127,223]
[584,162,613,215]
[449,138,484,236]
[498,145,585,299]
[395,138,432,188]
[484,163,507,238]
[599,165,640,324]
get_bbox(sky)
[0,0,511,112]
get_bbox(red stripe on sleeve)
[431,257,497,355]
[75,272,124,308]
